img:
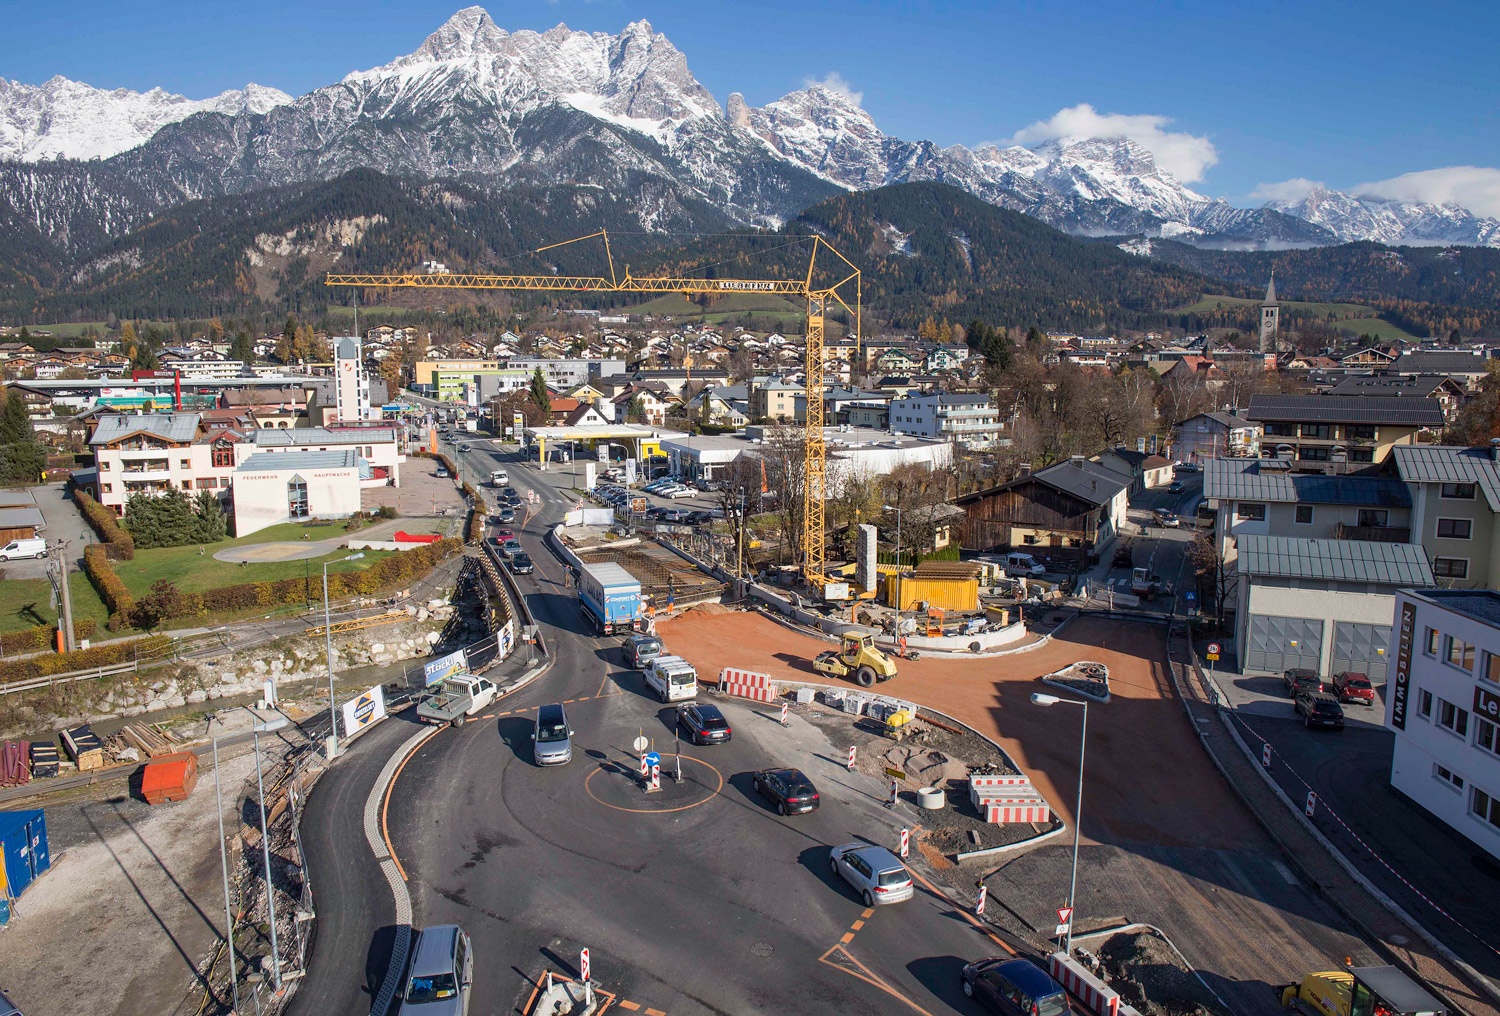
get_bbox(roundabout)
[582,753,724,814]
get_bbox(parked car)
[695,478,724,492]
[532,703,573,765]
[686,510,715,525]
[1334,671,1376,706]
[0,539,46,561]
[961,958,1072,1016]
[435,467,450,479]
[752,768,820,815]
[664,486,696,499]
[661,509,693,524]
[676,702,732,745]
[1283,668,1327,697]
[509,552,534,575]
[397,924,473,1016]
[1295,691,1346,730]
[828,843,913,906]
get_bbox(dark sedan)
[752,768,820,815]
[509,552,535,575]
[677,703,731,745]
[1283,668,1328,697]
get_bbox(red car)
[1334,671,1376,706]
[493,529,516,541]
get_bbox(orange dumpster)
[141,751,199,804]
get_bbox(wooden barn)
[955,457,1130,565]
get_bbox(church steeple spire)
[1264,271,1277,306]
[1259,271,1280,352]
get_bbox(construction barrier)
[973,794,1051,824]
[719,667,778,704]
[1049,952,1121,1016]
[969,774,1033,790]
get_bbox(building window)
[1479,718,1500,759]
[1237,503,1266,522]
[1437,518,1472,540]
[1441,483,1476,500]
[1349,448,1375,463]
[1471,787,1500,833]
[1438,697,1469,737]
[179,458,190,469]
[1447,636,1476,670]
[102,483,113,494]
[1022,535,1038,545]
[196,478,215,489]
[1426,627,1440,655]
[1301,446,1331,461]
[180,480,191,490]
[212,444,232,468]
[1418,688,1433,718]
[1487,651,1500,686]
[1435,765,1465,791]
[288,475,309,519]
[1347,424,1376,440]
[1294,505,1314,525]
[1357,509,1389,528]
[1300,423,1331,439]
[1434,557,1469,579]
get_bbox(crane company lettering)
[716,281,776,291]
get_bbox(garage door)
[1331,621,1391,683]
[1244,614,1323,674]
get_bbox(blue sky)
[5,0,1498,210]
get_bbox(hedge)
[84,544,138,630]
[73,488,135,561]
[463,482,486,546]
[0,620,98,655]
[0,635,170,687]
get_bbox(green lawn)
[113,544,396,596]
[0,574,112,636]
[23,320,174,339]
[1331,318,1421,342]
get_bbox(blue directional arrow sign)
[644,751,661,768]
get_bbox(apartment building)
[889,393,1002,449]
[1245,394,1442,465]
[1173,411,1261,463]
[1391,444,1500,588]
[1387,589,1500,860]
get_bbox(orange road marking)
[840,932,855,944]
[481,714,496,720]
[851,920,865,931]
[860,907,874,918]
[645,1009,665,1016]
[817,944,937,1016]
[563,698,577,703]
[382,724,446,881]
[596,672,612,696]
[616,1002,640,1012]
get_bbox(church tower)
[1259,273,1280,352]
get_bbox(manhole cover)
[751,942,775,958]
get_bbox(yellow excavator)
[812,633,899,687]
[1278,965,1446,1016]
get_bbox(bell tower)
[1259,273,1280,353]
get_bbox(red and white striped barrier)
[971,787,1051,824]
[899,828,909,858]
[1049,952,1120,1016]
[969,774,1033,790]
[975,885,987,916]
[847,745,857,770]
[650,764,661,791]
[719,667,778,703]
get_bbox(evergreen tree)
[528,367,551,414]
[193,490,227,542]
[230,330,255,364]
[0,391,34,444]
[125,489,212,548]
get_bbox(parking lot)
[6,483,92,579]
[361,458,466,517]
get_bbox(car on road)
[509,552,534,575]
[397,924,473,1016]
[1175,462,1200,473]
[752,768,820,815]
[829,843,913,906]
[503,487,518,499]
[1168,479,1184,493]
[1295,690,1346,730]
[532,703,573,765]
[1112,544,1133,568]
[493,529,516,541]
[435,467,450,478]
[1152,508,1180,527]
[626,634,663,668]
[676,702,731,745]
[459,443,472,452]
[1334,671,1376,705]
[500,538,522,558]
[496,507,517,524]
[1283,668,1328,697]
[961,957,1072,1016]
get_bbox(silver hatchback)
[533,703,573,766]
[829,843,914,906]
[397,924,472,1016]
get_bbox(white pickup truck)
[416,672,499,726]
[644,655,698,702]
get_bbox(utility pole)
[54,539,76,653]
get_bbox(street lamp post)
[882,504,903,644]
[322,554,364,758]
[252,716,290,991]
[211,731,241,1014]
[1030,691,1087,956]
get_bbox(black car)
[686,510,715,525]
[752,767,820,815]
[677,703,732,745]
[503,487,519,499]
[509,552,535,575]
[962,958,1072,1016]
[1283,668,1328,697]
[1295,691,1345,730]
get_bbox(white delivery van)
[490,470,508,486]
[0,538,46,561]
[1005,551,1046,577]
[644,655,698,702]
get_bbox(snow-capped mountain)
[0,6,1492,253]
[0,76,291,162]
[1266,186,1500,247]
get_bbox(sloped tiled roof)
[89,413,201,446]
[1245,394,1443,426]
[1392,350,1489,375]
[1392,445,1500,511]
[1237,535,1433,585]
[1034,459,1131,505]
[1205,458,1410,506]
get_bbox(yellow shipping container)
[883,573,980,612]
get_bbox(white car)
[664,486,696,499]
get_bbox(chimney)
[1019,462,1032,476]
[1491,437,1500,462]
[1071,454,1086,468]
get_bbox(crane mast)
[326,229,861,590]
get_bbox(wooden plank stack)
[120,722,184,759]
[61,725,104,771]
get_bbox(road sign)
[632,735,649,753]
[1207,642,1221,655]
[883,767,907,782]
[1185,591,1197,602]
[1057,906,1074,924]
[1055,923,1071,937]
[580,948,590,982]
[644,751,661,769]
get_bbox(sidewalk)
[1166,621,1500,1016]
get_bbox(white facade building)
[231,451,364,537]
[888,393,1002,449]
[1388,589,1500,860]
[333,336,373,422]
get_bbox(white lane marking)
[1270,859,1299,885]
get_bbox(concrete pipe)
[917,786,945,810]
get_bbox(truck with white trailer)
[577,561,645,636]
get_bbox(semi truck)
[578,561,646,636]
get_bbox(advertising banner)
[1391,600,1417,730]
[341,685,387,736]
[422,648,469,686]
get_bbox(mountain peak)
[399,6,509,66]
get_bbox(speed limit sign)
[1206,641,1221,661]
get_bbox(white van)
[644,655,698,702]
[0,538,46,561]
[1005,551,1046,577]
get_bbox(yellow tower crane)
[325,230,861,590]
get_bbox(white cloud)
[1250,178,1324,203]
[1011,103,1218,183]
[1354,167,1500,218]
[803,72,862,108]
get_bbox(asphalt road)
[295,440,1024,1016]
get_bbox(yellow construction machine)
[812,632,899,687]
[1278,965,1446,1016]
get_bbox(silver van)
[533,703,573,766]
[397,924,472,1016]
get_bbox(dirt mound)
[1099,930,1229,1016]
[680,601,735,617]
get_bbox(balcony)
[1334,523,1411,543]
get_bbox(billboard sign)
[1390,599,1417,730]
[341,685,387,736]
[422,648,469,687]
